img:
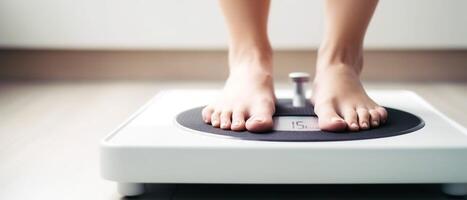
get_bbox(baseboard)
[0,49,466,81]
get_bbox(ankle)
[317,42,363,74]
[230,45,272,61]
[228,44,273,72]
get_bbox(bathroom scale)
[100,74,467,197]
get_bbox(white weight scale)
[100,73,467,197]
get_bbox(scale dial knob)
[289,72,310,107]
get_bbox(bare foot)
[202,50,276,132]
[311,57,388,132]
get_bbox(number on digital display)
[291,121,306,129]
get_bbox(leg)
[117,182,145,196]
[202,0,275,132]
[312,0,388,132]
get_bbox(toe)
[245,113,274,133]
[375,106,388,124]
[220,110,232,130]
[315,103,347,132]
[231,110,246,131]
[201,106,214,124]
[342,108,359,132]
[369,109,380,128]
[356,107,370,130]
[210,110,221,128]
[245,101,275,133]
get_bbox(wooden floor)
[0,80,466,200]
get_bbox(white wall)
[0,0,466,50]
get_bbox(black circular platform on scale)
[175,99,425,142]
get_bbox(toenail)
[362,122,368,129]
[331,117,344,122]
[221,121,228,128]
[253,116,264,123]
[372,120,379,126]
[351,123,359,129]
[232,120,241,126]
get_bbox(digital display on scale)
[272,116,320,131]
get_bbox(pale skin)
[202,0,388,132]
